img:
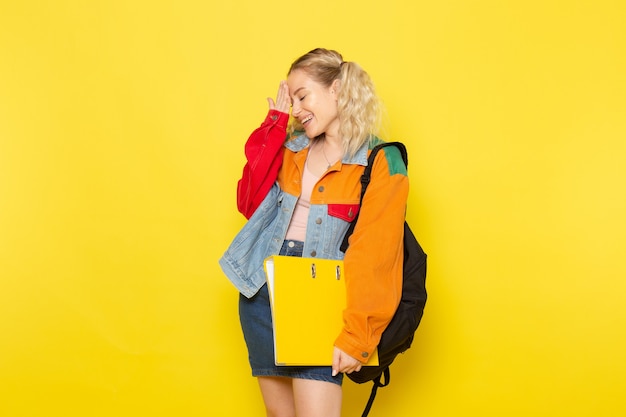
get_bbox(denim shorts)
[238,240,343,385]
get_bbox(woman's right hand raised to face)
[267,80,291,114]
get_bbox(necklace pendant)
[321,140,333,170]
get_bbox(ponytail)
[336,60,380,157]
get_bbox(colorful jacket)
[219,110,409,362]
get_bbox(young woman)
[220,48,408,417]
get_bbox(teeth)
[302,115,313,124]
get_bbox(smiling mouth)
[302,115,313,126]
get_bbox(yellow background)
[1,1,625,416]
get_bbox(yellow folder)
[264,255,378,366]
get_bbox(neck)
[323,120,343,148]
[317,136,343,165]
[319,132,342,151]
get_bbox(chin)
[305,128,320,138]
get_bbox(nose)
[291,100,301,116]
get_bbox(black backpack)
[340,142,427,417]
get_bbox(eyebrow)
[291,87,306,97]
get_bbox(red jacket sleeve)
[237,110,289,219]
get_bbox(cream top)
[284,159,320,242]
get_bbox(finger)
[277,82,290,112]
[277,81,286,98]
[341,356,357,374]
[282,81,290,99]
[345,360,359,374]
[332,348,341,377]
[267,97,276,110]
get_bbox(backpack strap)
[340,142,408,253]
[361,367,391,417]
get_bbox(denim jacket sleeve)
[220,183,297,298]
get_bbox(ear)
[330,79,341,95]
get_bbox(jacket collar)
[285,133,369,166]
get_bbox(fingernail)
[332,369,337,377]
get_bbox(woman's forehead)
[287,70,322,92]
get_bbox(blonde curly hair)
[288,48,381,157]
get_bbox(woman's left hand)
[332,347,363,376]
